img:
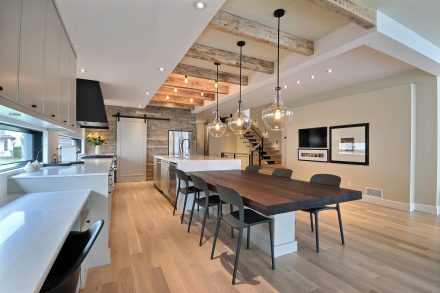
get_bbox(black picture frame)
[329,123,369,165]
[298,148,328,162]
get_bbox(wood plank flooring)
[82,181,440,293]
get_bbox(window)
[0,123,42,170]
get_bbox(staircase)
[240,125,283,174]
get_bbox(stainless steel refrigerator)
[168,130,193,157]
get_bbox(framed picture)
[329,123,369,165]
[298,149,328,162]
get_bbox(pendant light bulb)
[261,9,294,131]
[208,62,227,137]
[227,41,252,135]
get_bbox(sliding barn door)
[116,118,147,182]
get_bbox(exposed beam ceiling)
[209,10,314,56]
[157,87,215,101]
[164,76,229,94]
[309,0,376,29]
[148,100,194,110]
[173,63,248,86]
[153,94,204,106]
[186,43,274,74]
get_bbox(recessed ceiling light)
[190,98,194,102]
[166,95,170,100]
[327,69,333,73]
[200,92,204,96]
[158,67,165,72]
[283,85,288,89]
[174,88,178,93]
[184,76,189,84]
[79,68,86,73]
[138,105,142,108]
[296,80,301,85]
[310,75,315,79]
[193,1,207,10]
[146,91,149,96]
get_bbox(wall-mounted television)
[299,127,327,148]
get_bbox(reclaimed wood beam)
[164,76,229,94]
[153,94,204,106]
[173,63,247,86]
[157,87,215,101]
[209,10,314,56]
[148,100,195,110]
[186,43,274,74]
[308,0,376,29]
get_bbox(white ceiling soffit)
[55,0,225,108]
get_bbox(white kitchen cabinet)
[18,0,46,114]
[68,47,77,128]
[0,0,21,102]
[44,0,61,121]
[59,31,70,125]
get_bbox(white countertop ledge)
[10,158,113,179]
[0,189,91,293]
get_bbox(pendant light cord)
[276,13,281,107]
[239,44,242,114]
[216,63,219,118]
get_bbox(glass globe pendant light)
[228,41,252,135]
[208,62,227,137]
[262,9,294,131]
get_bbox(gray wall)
[84,105,196,180]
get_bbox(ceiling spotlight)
[310,75,315,79]
[327,69,333,73]
[214,81,218,88]
[201,92,204,96]
[283,85,287,89]
[166,95,170,100]
[184,76,189,84]
[173,88,178,93]
[146,91,149,95]
[193,1,207,10]
[79,68,86,73]
[296,80,301,85]
[138,105,142,108]
[158,67,165,72]
[190,98,194,102]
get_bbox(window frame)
[0,123,43,172]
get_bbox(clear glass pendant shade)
[208,115,227,137]
[262,90,294,131]
[228,111,252,135]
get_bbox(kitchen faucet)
[180,139,191,158]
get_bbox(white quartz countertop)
[154,155,240,163]
[0,189,91,292]
[10,158,113,179]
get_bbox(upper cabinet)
[0,0,21,102]
[18,0,46,114]
[0,0,77,129]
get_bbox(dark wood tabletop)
[189,170,362,216]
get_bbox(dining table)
[189,170,362,257]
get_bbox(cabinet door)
[0,0,21,102]
[44,0,61,121]
[18,0,46,113]
[58,30,70,124]
[68,46,77,128]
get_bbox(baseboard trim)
[361,195,412,212]
[414,203,440,215]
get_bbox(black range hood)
[76,78,109,129]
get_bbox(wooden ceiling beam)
[157,87,215,101]
[209,10,314,56]
[148,100,195,110]
[153,94,204,106]
[186,43,274,74]
[164,76,229,94]
[308,0,376,29]
[173,63,247,86]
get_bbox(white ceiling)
[55,0,225,108]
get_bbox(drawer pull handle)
[0,86,3,91]
[31,104,37,108]
[51,114,56,117]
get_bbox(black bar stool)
[302,174,344,253]
[244,165,260,173]
[173,169,198,224]
[40,219,104,293]
[211,184,274,285]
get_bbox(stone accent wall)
[84,105,196,181]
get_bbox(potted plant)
[86,132,107,155]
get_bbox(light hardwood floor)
[82,181,440,293]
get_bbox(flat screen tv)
[299,127,327,148]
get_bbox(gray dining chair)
[272,168,293,178]
[211,184,274,284]
[245,165,260,173]
[303,174,343,253]
[173,169,198,224]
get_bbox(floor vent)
[365,187,383,198]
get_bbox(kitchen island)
[153,155,241,207]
